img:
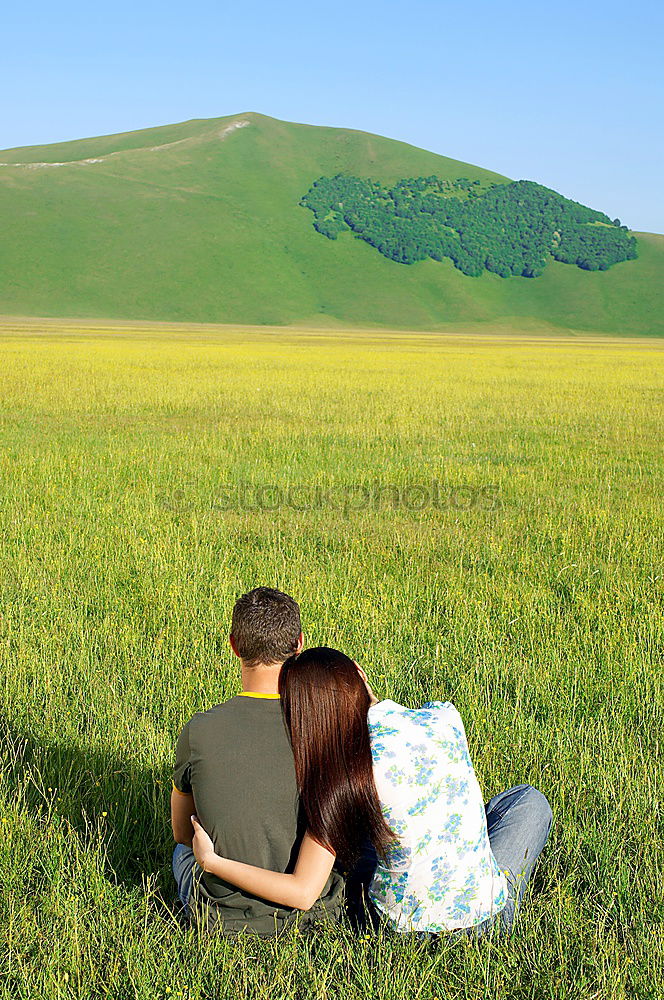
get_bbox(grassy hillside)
[0,112,662,334]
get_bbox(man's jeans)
[347,783,553,936]
[172,842,197,909]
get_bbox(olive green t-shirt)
[173,693,345,935]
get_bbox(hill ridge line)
[0,119,251,168]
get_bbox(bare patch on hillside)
[0,120,251,169]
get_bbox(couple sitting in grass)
[171,587,552,937]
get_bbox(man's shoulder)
[186,695,284,735]
[186,695,243,728]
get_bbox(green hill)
[0,111,662,335]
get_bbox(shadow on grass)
[0,718,175,895]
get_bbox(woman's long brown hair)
[279,646,395,869]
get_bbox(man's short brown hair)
[231,587,301,667]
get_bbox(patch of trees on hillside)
[300,176,638,277]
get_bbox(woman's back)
[367,699,508,933]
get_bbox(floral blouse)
[367,699,508,933]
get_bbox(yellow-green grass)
[1,321,662,999]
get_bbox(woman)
[191,647,551,935]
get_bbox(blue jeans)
[468,783,553,936]
[347,783,552,936]
[172,842,197,909]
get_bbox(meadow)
[0,319,662,999]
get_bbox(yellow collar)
[238,691,280,699]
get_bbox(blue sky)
[3,0,663,232]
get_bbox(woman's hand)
[354,661,379,707]
[191,815,217,872]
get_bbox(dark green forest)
[300,175,638,277]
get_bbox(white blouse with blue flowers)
[367,699,508,933]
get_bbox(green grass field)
[1,320,662,999]
[1,113,663,336]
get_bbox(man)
[171,586,345,935]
